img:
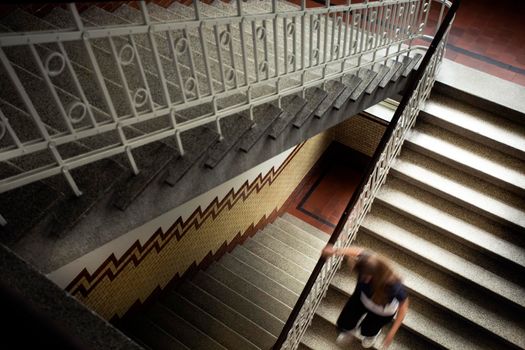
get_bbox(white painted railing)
[0,0,438,197]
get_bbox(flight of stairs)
[122,213,329,350]
[0,0,420,244]
[301,92,525,349]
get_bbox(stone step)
[292,87,328,128]
[146,303,226,350]
[193,271,284,337]
[377,177,525,270]
[406,121,525,195]
[390,56,412,82]
[277,214,329,248]
[268,95,307,139]
[392,149,525,231]
[231,244,305,294]
[238,104,283,153]
[352,232,525,348]
[365,64,390,94]
[253,228,317,269]
[266,223,322,259]
[178,281,275,349]
[333,73,362,110]
[207,263,291,322]
[314,80,345,118]
[161,292,258,350]
[219,253,299,308]
[243,237,311,282]
[401,53,422,77]
[361,210,525,309]
[379,60,403,88]
[125,315,190,350]
[350,68,377,101]
[421,92,525,161]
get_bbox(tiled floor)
[285,142,369,235]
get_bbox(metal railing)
[273,0,458,348]
[0,0,436,197]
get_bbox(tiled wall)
[332,115,387,156]
[60,131,332,320]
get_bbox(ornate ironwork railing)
[273,0,459,348]
[0,0,435,196]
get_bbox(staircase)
[0,0,422,249]
[300,91,525,349]
[122,213,329,350]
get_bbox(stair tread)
[333,74,362,110]
[361,211,525,309]
[407,121,525,193]
[268,95,307,139]
[314,80,346,118]
[401,53,422,77]
[292,87,328,128]
[193,271,284,337]
[178,281,274,349]
[350,68,377,101]
[266,223,322,259]
[147,303,226,350]
[365,65,390,94]
[276,215,329,248]
[390,56,411,82]
[125,316,190,350]
[207,263,291,322]
[231,245,305,294]
[393,149,525,230]
[239,103,282,152]
[378,177,525,269]
[379,61,403,88]
[422,93,525,159]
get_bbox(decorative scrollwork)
[371,11,377,23]
[259,61,268,74]
[313,18,320,31]
[312,49,319,60]
[353,14,361,26]
[225,68,235,82]
[256,26,266,40]
[286,22,295,36]
[184,78,197,95]
[133,88,149,108]
[219,30,231,49]
[67,101,87,124]
[118,44,135,66]
[174,38,188,55]
[288,54,295,66]
[44,52,66,77]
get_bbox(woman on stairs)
[322,245,409,349]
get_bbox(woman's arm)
[382,297,409,349]
[321,244,365,260]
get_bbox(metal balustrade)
[0,0,440,197]
[273,0,457,348]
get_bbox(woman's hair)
[356,253,400,305]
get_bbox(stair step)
[254,228,317,269]
[193,271,284,337]
[219,253,299,308]
[406,121,525,195]
[333,74,362,110]
[393,149,525,231]
[266,224,321,259]
[161,292,257,350]
[239,104,282,153]
[275,215,329,248]
[204,114,253,168]
[378,178,525,270]
[314,80,345,118]
[125,316,190,350]
[292,87,328,128]
[361,210,525,309]
[178,282,275,349]
[164,124,219,186]
[243,237,311,282]
[268,95,307,139]
[147,303,226,350]
[350,68,377,101]
[365,65,390,94]
[390,56,411,82]
[207,263,291,322]
[355,232,525,348]
[232,245,305,294]
[401,53,422,77]
[113,142,176,210]
[421,93,525,161]
[379,61,403,88]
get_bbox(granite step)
[276,215,329,248]
[392,149,525,231]
[231,244,305,295]
[238,104,283,153]
[266,223,322,259]
[192,271,285,337]
[401,53,422,77]
[292,87,328,128]
[338,233,525,348]
[125,315,190,350]
[268,95,307,139]
[178,282,275,349]
[219,253,299,308]
[391,56,413,82]
[377,177,525,270]
[379,61,403,88]
[162,291,259,350]
[253,228,318,269]
[350,68,378,101]
[406,121,525,195]
[242,237,311,282]
[314,80,345,118]
[146,303,226,350]
[421,92,525,161]
[333,74,362,110]
[207,263,291,322]
[365,64,390,94]
[360,212,525,309]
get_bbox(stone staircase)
[300,91,525,349]
[0,0,420,247]
[122,213,329,350]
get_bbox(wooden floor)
[284,142,370,235]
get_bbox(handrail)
[273,0,460,348]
